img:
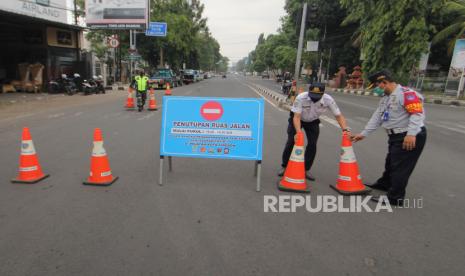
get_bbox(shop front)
[0,0,83,93]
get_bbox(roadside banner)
[445,39,465,97]
[159,96,265,191]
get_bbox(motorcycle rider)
[134,70,149,111]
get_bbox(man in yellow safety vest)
[134,70,149,111]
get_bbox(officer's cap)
[368,69,394,88]
[308,83,325,94]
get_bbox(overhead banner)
[160,97,264,161]
[445,39,465,96]
[85,0,148,29]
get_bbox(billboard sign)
[160,97,265,161]
[85,0,148,30]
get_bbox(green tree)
[341,0,444,81]
[432,0,465,54]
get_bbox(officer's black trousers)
[281,117,320,171]
[376,127,427,201]
[136,90,147,106]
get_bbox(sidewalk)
[0,92,67,109]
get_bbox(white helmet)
[61,74,67,78]
[73,73,80,78]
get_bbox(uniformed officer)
[279,83,351,180]
[134,70,149,111]
[351,69,427,206]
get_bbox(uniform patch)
[403,91,423,113]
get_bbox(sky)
[200,0,287,64]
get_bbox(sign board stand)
[158,96,265,192]
[158,157,262,192]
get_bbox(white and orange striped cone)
[148,88,157,110]
[330,133,371,195]
[83,128,118,186]
[278,132,310,193]
[11,127,49,184]
[165,83,172,96]
[125,86,135,109]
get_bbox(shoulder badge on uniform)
[403,91,423,113]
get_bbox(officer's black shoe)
[365,182,389,191]
[371,196,404,207]
[305,171,316,181]
[278,167,285,177]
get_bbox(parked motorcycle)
[82,78,96,95]
[94,75,105,94]
[48,74,77,95]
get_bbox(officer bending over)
[351,70,427,206]
[279,83,350,180]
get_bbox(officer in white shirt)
[279,83,351,180]
[352,69,427,206]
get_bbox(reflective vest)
[135,75,148,91]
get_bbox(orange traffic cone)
[278,132,310,193]
[330,133,371,195]
[11,127,49,184]
[148,88,157,111]
[125,86,135,109]
[83,128,118,186]
[165,83,172,96]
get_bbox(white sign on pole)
[306,41,319,52]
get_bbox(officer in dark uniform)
[279,83,350,180]
[351,69,427,206]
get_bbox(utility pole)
[318,24,327,82]
[294,2,307,89]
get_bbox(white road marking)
[320,115,340,128]
[15,113,34,120]
[74,112,83,116]
[428,121,465,135]
[332,97,376,111]
[242,82,284,111]
[48,113,65,119]
[137,113,156,120]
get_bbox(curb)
[329,88,464,106]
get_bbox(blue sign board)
[146,22,167,37]
[160,96,265,160]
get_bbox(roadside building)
[0,0,84,93]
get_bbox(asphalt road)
[0,76,464,275]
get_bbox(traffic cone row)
[165,83,172,96]
[278,131,370,195]
[330,132,371,195]
[11,127,118,186]
[148,88,157,111]
[83,128,118,186]
[11,127,49,184]
[125,86,135,109]
[278,132,310,193]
